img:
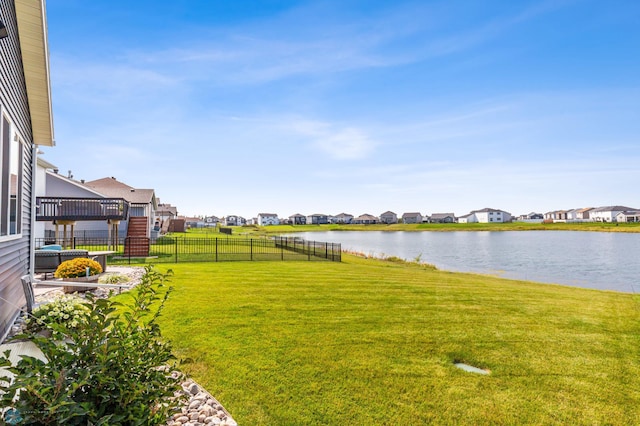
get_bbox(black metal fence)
[34,236,341,264]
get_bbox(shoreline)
[255,222,640,234]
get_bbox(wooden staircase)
[124,216,150,256]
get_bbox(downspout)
[29,144,37,277]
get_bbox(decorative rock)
[198,404,213,417]
[167,379,236,426]
[188,383,200,395]
[189,399,203,410]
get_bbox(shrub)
[0,265,185,425]
[98,273,130,284]
[55,257,103,278]
[154,236,176,245]
[25,295,89,333]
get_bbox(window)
[1,114,23,237]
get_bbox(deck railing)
[35,197,130,221]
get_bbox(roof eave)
[15,0,55,147]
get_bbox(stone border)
[169,378,237,426]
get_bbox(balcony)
[36,197,130,222]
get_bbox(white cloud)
[313,127,374,160]
[279,118,375,160]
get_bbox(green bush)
[0,265,185,425]
[154,236,176,245]
[25,295,89,333]
[98,273,130,284]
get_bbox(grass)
[254,221,640,233]
[146,256,640,425]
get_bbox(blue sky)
[42,0,640,218]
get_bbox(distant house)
[306,214,329,225]
[615,211,640,223]
[184,217,204,228]
[42,169,116,238]
[156,199,178,232]
[517,212,543,220]
[289,213,306,225]
[224,215,241,226]
[544,210,567,221]
[353,214,379,224]
[258,213,280,226]
[591,206,637,222]
[334,213,354,224]
[566,209,580,221]
[401,212,423,224]
[1,0,56,341]
[83,177,158,237]
[575,207,594,220]
[379,211,398,224]
[458,208,511,223]
[430,213,456,223]
[204,216,219,227]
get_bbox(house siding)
[0,0,38,341]
[0,0,32,142]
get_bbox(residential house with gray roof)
[379,211,398,224]
[429,213,456,223]
[458,208,512,223]
[353,214,379,224]
[590,206,637,222]
[334,213,354,224]
[401,212,423,224]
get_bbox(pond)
[290,231,640,293]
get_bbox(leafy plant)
[0,265,185,425]
[98,273,130,284]
[154,236,176,246]
[25,295,89,333]
[54,257,103,278]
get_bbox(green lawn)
[151,256,640,425]
[257,221,640,233]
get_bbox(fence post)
[174,237,178,263]
[250,239,253,261]
[325,242,328,259]
[215,238,218,262]
[281,239,284,260]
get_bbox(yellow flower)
[54,258,103,278]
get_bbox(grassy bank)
[256,221,640,234]
[152,256,640,425]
